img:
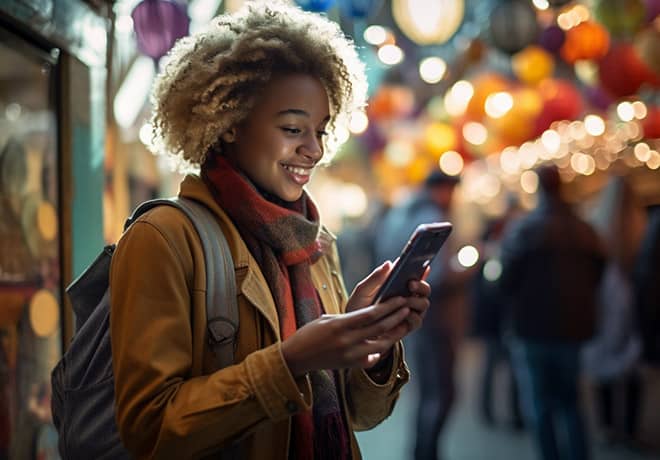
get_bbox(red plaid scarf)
[202,154,350,460]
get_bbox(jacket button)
[285,400,298,413]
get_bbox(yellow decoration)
[392,0,465,45]
[424,122,457,158]
[512,46,554,85]
[29,289,60,337]
[489,87,543,145]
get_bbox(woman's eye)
[281,127,301,134]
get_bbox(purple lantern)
[644,0,660,22]
[132,0,190,62]
[585,85,615,112]
[539,25,565,54]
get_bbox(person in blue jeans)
[499,164,605,460]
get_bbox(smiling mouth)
[282,164,313,176]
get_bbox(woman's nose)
[299,133,323,161]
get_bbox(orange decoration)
[512,46,555,85]
[560,21,610,64]
[466,73,509,120]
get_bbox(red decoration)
[598,43,660,98]
[533,79,583,136]
[642,106,660,139]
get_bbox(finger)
[420,265,431,281]
[342,296,407,328]
[351,261,392,300]
[404,296,430,314]
[407,279,431,297]
[351,307,410,341]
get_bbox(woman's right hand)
[281,297,410,378]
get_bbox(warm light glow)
[519,142,538,169]
[378,44,404,65]
[569,121,587,140]
[348,111,369,134]
[584,114,605,136]
[520,170,539,194]
[500,147,520,174]
[648,151,660,170]
[439,150,464,176]
[617,102,635,122]
[558,4,590,30]
[532,0,549,10]
[484,92,514,119]
[139,123,152,146]
[571,152,596,175]
[339,183,369,218]
[335,124,350,145]
[392,0,465,45]
[444,80,473,117]
[364,25,388,45]
[541,130,561,156]
[483,259,502,281]
[419,57,447,84]
[385,139,415,166]
[114,56,155,129]
[632,101,648,119]
[634,142,651,162]
[457,245,479,268]
[574,60,599,86]
[115,15,134,34]
[463,122,488,145]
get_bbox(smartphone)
[374,222,453,303]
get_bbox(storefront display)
[0,29,61,459]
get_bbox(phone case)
[374,222,452,303]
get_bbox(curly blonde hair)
[149,0,367,170]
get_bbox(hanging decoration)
[132,0,190,63]
[489,0,539,54]
[391,0,465,45]
[533,79,583,136]
[560,21,610,64]
[512,45,555,85]
[295,0,337,12]
[634,27,660,74]
[539,25,566,54]
[593,0,646,38]
[598,43,659,97]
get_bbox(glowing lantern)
[392,0,465,45]
[512,46,555,85]
[560,21,610,64]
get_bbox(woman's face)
[224,73,331,202]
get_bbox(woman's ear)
[221,128,236,144]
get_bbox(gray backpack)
[51,197,239,459]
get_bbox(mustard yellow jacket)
[109,175,410,459]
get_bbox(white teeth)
[283,165,311,176]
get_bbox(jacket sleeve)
[324,237,411,430]
[109,219,311,459]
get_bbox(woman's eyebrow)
[276,109,331,124]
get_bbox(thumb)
[353,261,392,299]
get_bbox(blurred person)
[499,164,606,460]
[582,175,646,446]
[109,3,433,459]
[375,170,462,460]
[634,203,660,368]
[469,209,523,431]
[337,199,390,292]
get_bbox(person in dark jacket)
[499,164,605,460]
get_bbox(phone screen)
[374,222,452,303]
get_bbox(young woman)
[109,2,430,459]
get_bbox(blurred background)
[0,0,659,458]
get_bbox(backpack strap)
[124,197,238,369]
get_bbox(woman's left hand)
[345,262,431,360]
